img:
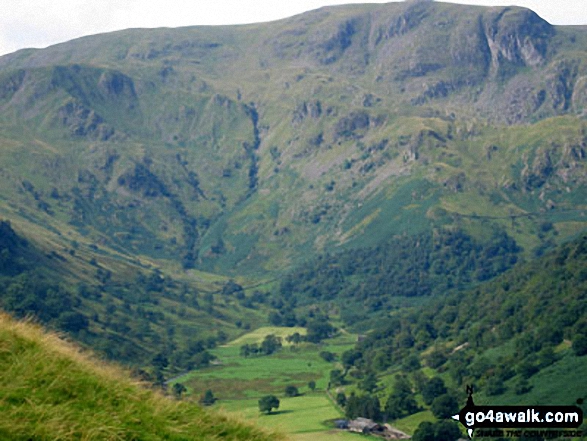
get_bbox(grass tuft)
[0,312,284,441]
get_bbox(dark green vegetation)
[259,395,280,414]
[351,234,587,387]
[279,227,521,328]
[0,219,266,379]
[317,234,587,438]
[0,312,280,441]
[1,2,587,439]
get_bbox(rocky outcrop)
[97,70,137,101]
[292,100,322,125]
[57,100,115,141]
[482,7,554,76]
[0,69,25,100]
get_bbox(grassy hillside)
[1,5,587,438]
[0,2,585,279]
[0,219,272,376]
[0,311,282,441]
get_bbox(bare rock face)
[572,76,587,115]
[0,69,25,100]
[97,71,137,101]
[57,100,115,141]
[482,7,554,75]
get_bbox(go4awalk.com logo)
[452,386,584,438]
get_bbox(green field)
[174,327,363,440]
[226,326,308,348]
[220,395,360,441]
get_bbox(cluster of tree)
[338,374,460,427]
[281,321,338,348]
[240,334,282,357]
[1,271,87,331]
[279,227,520,327]
[0,223,91,335]
[0,220,229,381]
[338,234,587,398]
[411,421,462,441]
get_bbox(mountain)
[1,4,587,438]
[0,311,281,441]
[0,1,586,279]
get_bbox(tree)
[412,422,435,441]
[329,369,344,387]
[336,392,347,407]
[413,421,461,441]
[426,347,448,369]
[199,389,216,406]
[308,380,316,391]
[258,395,280,414]
[261,334,282,355]
[433,421,461,441]
[345,394,381,421]
[573,334,587,356]
[286,332,302,344]
[422,377,446,405]
[359,372,378,393]
[305,320,336,343]
[152,352,169,369]
[285,385,299,397]
[485,376,506,396]
[384,375,419,420]
[431,394,459,419]
[341,349,361,370]
[172,382,187,398]
[402,354,421,372]
[319,351,336,362]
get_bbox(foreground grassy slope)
[0,312,282,441]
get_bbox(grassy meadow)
[174,326,363,440]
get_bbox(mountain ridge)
[0,1,585,277]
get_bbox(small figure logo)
[452,385,475,438]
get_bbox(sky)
[1,0,586,57]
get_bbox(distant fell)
[0,2,585,276]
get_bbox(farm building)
[348,417,381,434]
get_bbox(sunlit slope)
[0,311,283,441]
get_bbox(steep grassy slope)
[0,311,282,441]
[0,219,270,374]
[0,2,586,278]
